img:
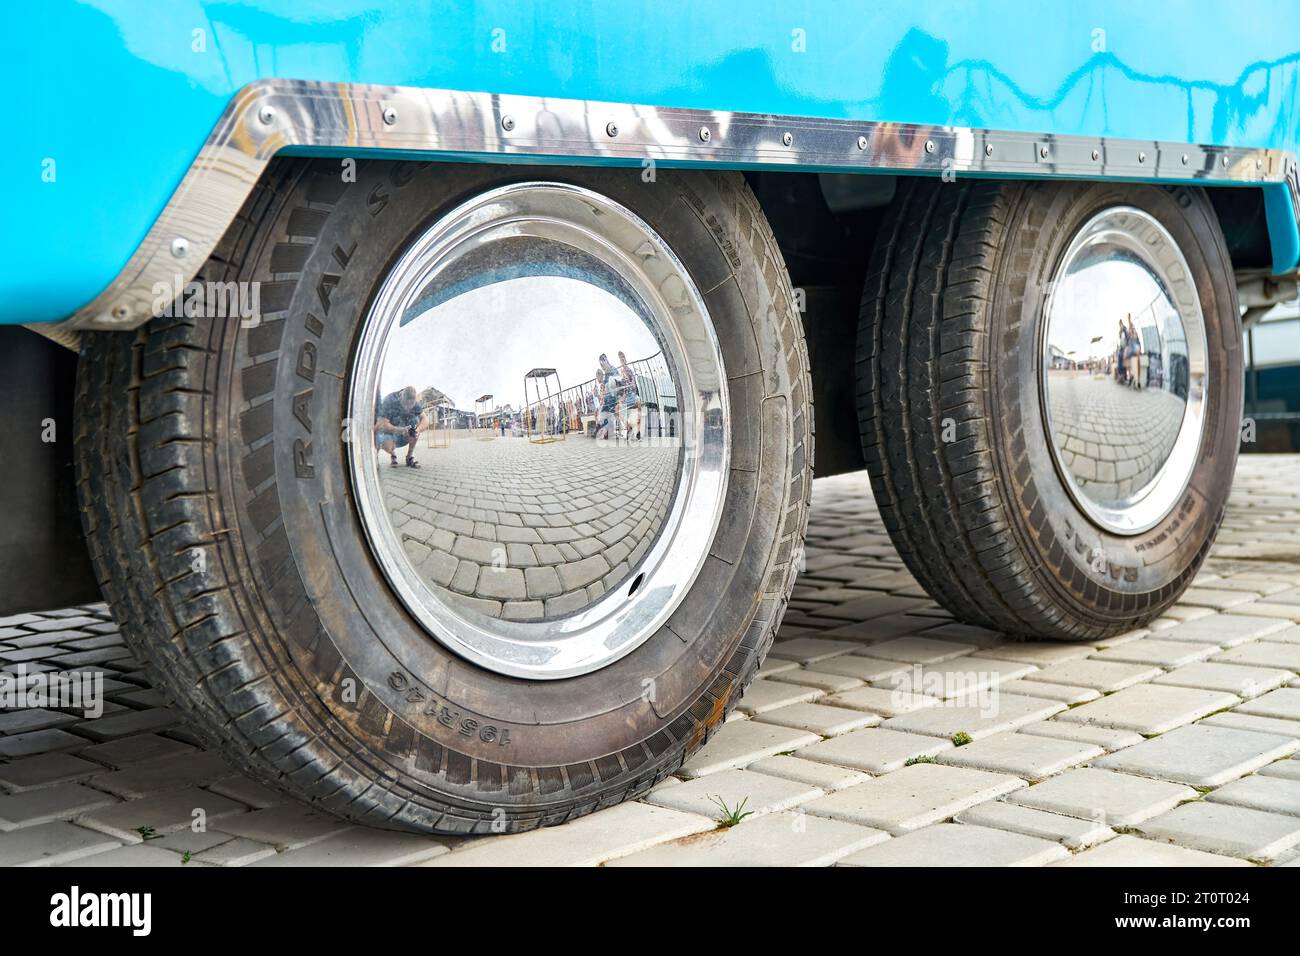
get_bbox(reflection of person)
[1124,315,1143,390]
[617,350,643,441]
[374,385,428,468]
[595,354,621,440]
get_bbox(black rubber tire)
[75,159,812,834]
[856,178,1242,641]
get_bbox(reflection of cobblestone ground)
[1047,372,1185,501]
[379,437,679,620]
[5,456,1299,865]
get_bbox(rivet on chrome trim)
[1182,154,1190,165]
[925,139,936,154]
[858,136,868,151]
[1092,149,1100,161]
[1040,145,1050,159]
[698,126,711,143]
[1138,151,1146,163]
[985,143,994,156]
[501,115,515,131]
[605,121,618,138]
[782,131,793,147]
[257,105,276,125]
[169,237,189,259]
[382,107,398,126]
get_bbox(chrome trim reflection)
[347,182,728,679]
[63,78,1299,331]
[1040,207,1208,536]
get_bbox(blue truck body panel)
[6,0,1300,324]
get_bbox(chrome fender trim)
[62,78,1299,331]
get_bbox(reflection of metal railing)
[519,352,678,443]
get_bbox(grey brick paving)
[1046,373,1185,502]
[378,436,677,620]
[2,454,1299,865]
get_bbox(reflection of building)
[1244,299,1300,453]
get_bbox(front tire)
[856,178,1241,640]
[76,160,811,833]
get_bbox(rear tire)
[856,178,1242,640]
[76,160,812,833]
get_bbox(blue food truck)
[4,2,1298,833]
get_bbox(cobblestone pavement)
[3,455,1299,867]
[1046,371,1185,500]
[379,436,678,619]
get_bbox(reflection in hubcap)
[348,183,728,679]
[1041,207,1208,536]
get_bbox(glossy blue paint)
[6,1,1300,324]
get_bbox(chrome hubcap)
[1041,206,1208,536]
[348,182,728,679]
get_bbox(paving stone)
[204,776,283,810]
[1006,768,1195,827]
[77,787,246,842]
[646,769,821,820]
[935,732,1102,780]
[734,679,822,715]
[821,686,941,718]
[1094,724,1297,787]
[147,828,234,855]
[746,755,870,792]
[808,655,912,682]
[192,837,278,866]
[797,727,952,774]
[1213,641,1300,670]
[803,763,1024,834]
[677,721,819,778]
[852,637,973,664]
[1236,688,1300,721]
[880,693,1064,740]
[76,707,179,741]
[1158,614,1291,646]
[1229,603,1300,623]
[771,669,865,693]
[1205,775,1300,817]
[1029,659,1163,692]
[0,783,117,830]
[607,810,888,866]
[970,643,1096,666]
[839,822,1067,866]
[1152,661,1292,698]
[1259,758,1300,781]
[211,804,352,850]
[252,829,451,866]
[752,702,878,736]
[0,821,121,866]
[70,844,210,867]
[995,680,1100,705]
[954,800,1115,849]
[0,708,81,734]
[0,728,87,758]
[767,637,861,664]
[0,752,101,791]
[91,752,239,798]
[1201,711,1300,738]
[77,733,195,768]
[422,803,715,866]
[1091,639,1216,668]
[874,657,1037,699]
[1136,801,1300,861]
[1055,684,1238,735]
[1017,721,1145,751]
[1055,834,1252,867]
